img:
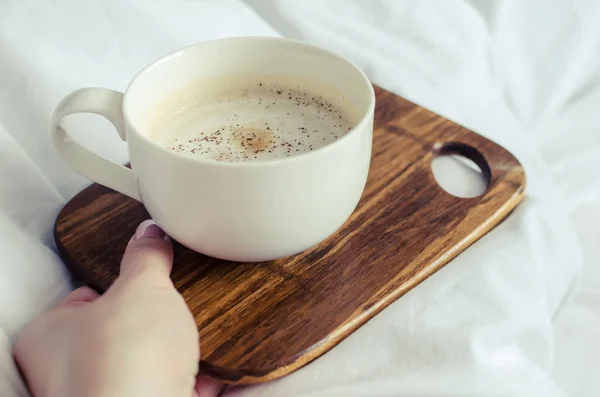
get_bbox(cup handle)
[50,88,141,201]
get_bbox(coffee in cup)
[148,74,358,162]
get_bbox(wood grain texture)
[54,86,526,384]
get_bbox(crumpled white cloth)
[1,1,599,396]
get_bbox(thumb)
[119,219,174,283]
[56,286,100,309]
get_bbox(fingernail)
[135,220,166,240]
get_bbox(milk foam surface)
[148,75,357,162]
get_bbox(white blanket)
[1,1,598,396]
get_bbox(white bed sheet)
[0,1,598,396]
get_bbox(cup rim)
[122,36,375,168]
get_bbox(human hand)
[14,220,223,397]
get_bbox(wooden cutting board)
[54,86,526,385]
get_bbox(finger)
[119,219,174,283]
[56,286,100,308]
[195,375,225,397]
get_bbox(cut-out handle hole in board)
[431,143,490,198]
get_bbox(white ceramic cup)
[51,37,375,262]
